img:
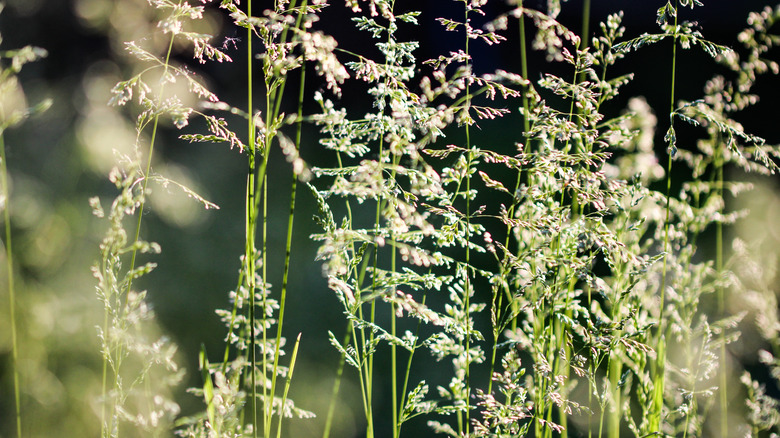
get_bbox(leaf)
[198,345,216,430]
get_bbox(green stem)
[519,2,531,146]
[391,245,398,438]
[488,0,532,397]
[581,0,591,51]
[105,15,178,437]
[269,3,307,435]
[276,333,302,438]
[715,140,727,438]
[659,0,679,339]
[651,2,679,434]
[605,227,631,438]
[350,315,374,438]
[245,0,259,435]
[125,13,177,305]
[396,294,426,437]
[261,173,269,436]
[322,328,352,438]
[1,130,21,438]
[606,345,623,438]
[462,5,473,435]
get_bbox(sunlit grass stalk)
[243,0,259,434]
[462,4,473,435]
[488,0,533,397]
[552,6,593,433]
[361,126,382,438]
[532,307,546,438]
[682,325,710,438]
[242,2,306,435]
[578,0,591,87]
[605,249,631,438]
[264,2,314,432]
[101,19,178,438]
[270,5,308,435]
[659,2,679,348]
[322,328,351,438]
[359,7,411,435]
[715,139,727,438]
[494,7,548,435]
[125,26,176,300]
[261,171,270,433]
[652,1,680,433]
[352,301,375,437]
[367,149,404,438]
[396,293,426,437]
[543,227,569,438]
[322,147,364,438]
[0,129,21,438]
[357,142,385,438]
[324,142,375,438]
[275,333,302,438]
[391,244,398,438]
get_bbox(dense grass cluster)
[3,0,780,437]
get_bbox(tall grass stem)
[1,131,22,438]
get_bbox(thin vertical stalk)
[386,152,404,438]
[247,157,258,436]
[360,155,382,438]
[715,143,727,438]
[553,2,593,433]
[396,293,426,437]
[103,18,178,438]
[1,130,21,438]
[270,11,307,436]
[652,1,679,433]
[363,6,403,434]
[659,0,679,343]
[488,0,532,397]
[126,12,178,302]
[275,333,302,438]
[606,275,626,438]
[269,8,308,436]
[322,328,352,438]
[519,2,531,146]
[391,245,398,438]
[322,144,373,438]
[261,173,269,436]
[244,0,259,435]
[581,0,591,52]
[351,314,374,438]
[462,5,473,435]
[356,215,379,438]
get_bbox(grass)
[2,0,780,437]
[0,16,50,437]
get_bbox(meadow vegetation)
[2,0,780,437]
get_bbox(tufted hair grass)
[61,0,780,437]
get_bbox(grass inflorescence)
[102,0,780,436]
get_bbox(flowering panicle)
[84,1,780,437]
